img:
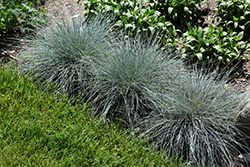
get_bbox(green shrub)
[0,66,188,166]
[214,0,250,39]
[79,0,168,34]
[136,67,250,166]
[150,0,204,30]
[79,0,204,31]
[0,0,47,37]
[78,0,182,50]
[182,23,250,64]
[18,15,117,99]
[86,33,184,128]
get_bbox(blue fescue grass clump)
[136,67,250,167]
[86,34,184,128]
[18,14,116,99]
[0,65,189,167]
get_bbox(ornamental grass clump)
[87,34,184,128]
[19,14,116,99]
[137,68,250,167]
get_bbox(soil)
[0,0,249,166]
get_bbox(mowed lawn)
[0,65,187,167]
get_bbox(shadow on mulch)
[0,31,35,65]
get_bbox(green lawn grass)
[0,64,188,166]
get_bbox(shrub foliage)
[78,0,184,49]
[182,23,250,64]
[136,68,250,166]
[0,0,47,38]
[78,0,250,64]
[86,34,183,127]
[19,15,117,99]
[215,0,250,39]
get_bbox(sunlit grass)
[0,65,188,166]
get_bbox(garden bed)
[1,1,250,166]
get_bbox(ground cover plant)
[18,14,117,99]
[215,0,250,40]
[79,0,250,66]
[136,67,250,166]
[180,0,250,65]
[0,65,188,166]
[80,0,203,32]
[86,33,184,128]
[182,23,250,64]
[0,0,47,38]
[78,0,182,49]
[149,0,204,30]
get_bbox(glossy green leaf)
[200,47,205,53]
[185,36,198,43]
[239,16,245,21]
[239,25,245,30]
[125,23,135,29]
[184,6,190,15]
[173,13,178,21]
[237,31,244,40]
[148,26,154,32]
[196,53,203,60]
[157,22,165,27]
[114,20,123,27]
[234,22,238,29]
[168,7,173,15]
[213,45,223,53]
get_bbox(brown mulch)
[0,0,249,166]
